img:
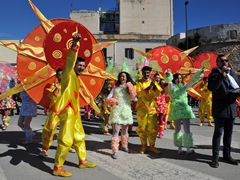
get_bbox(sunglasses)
[221,59,228,63]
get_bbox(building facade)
[70,0,173,70]
[0,39,20,64]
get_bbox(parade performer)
[154,73,168,138]
[0,79,15,130]
[134,66,162,154]
[84,104,91,120]
[164,68,203,155]
[106,71,136,159]
[0,95,15,130]
[0,68,16,130]
[41,68,62,156]
[52,34,96,177]
[17,91,37,144]
[198,76,214,127]
[96,80,112,135]
[237,97,240,118]
[39,68,76,157]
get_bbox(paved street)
[0,107,240,180]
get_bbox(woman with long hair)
[106,71,136,159]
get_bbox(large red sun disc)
[44,20,93,71]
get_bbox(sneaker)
[122,147,130,153]
[53,166,72,177]
[39,150,47,157]
[104,132,111,136]
[139,147,147,154]
[198,123,203,126]
[210,158,219,168]
[186,150,195,155]
[149,147,161,154]
[69,147,75,153]
[208,123,214,127]
[2,126,7,130]
[178,150,183,155]
[112,152,118,159]
[169,124,175,129]
[79,161,97,168]
[223,156,239,166]
[30,130,35,136]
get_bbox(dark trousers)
[212,117,235,158]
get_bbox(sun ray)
[0,65,55,99]
[132,47,153,59]
[79,78,101,115]
[224,47,236,57]
[0,40,46,62]
[28,0,54,33]
[180,46,198,60]
[92,41,117,54]
[82,63,117,80]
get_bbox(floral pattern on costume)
[155,93,168,115]
[0,97,15,109]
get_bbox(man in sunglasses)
[208,54,240,168]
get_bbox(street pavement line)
[86,135,223,180]
[0,167,7,180]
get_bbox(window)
[125,48,134,59]
[145,48,152,53]
[229,30,237,39]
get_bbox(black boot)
[223,156,239,166]
[210,157,219,168]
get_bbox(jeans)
[212,117,235,158]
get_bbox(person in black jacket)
[208,54,240,168]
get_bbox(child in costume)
[198,76,214,127]
[164,68,203,155]
[106,71,136,159]
[154,73,168,138]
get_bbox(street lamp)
[185,1,189,49]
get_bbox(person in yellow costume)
[134,66,162,154]
[39,68,75,157]
[198,76,214,127]
[52,34,96,177]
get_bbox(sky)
[0,0,239,39]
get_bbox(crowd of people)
[1,34,240,177]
